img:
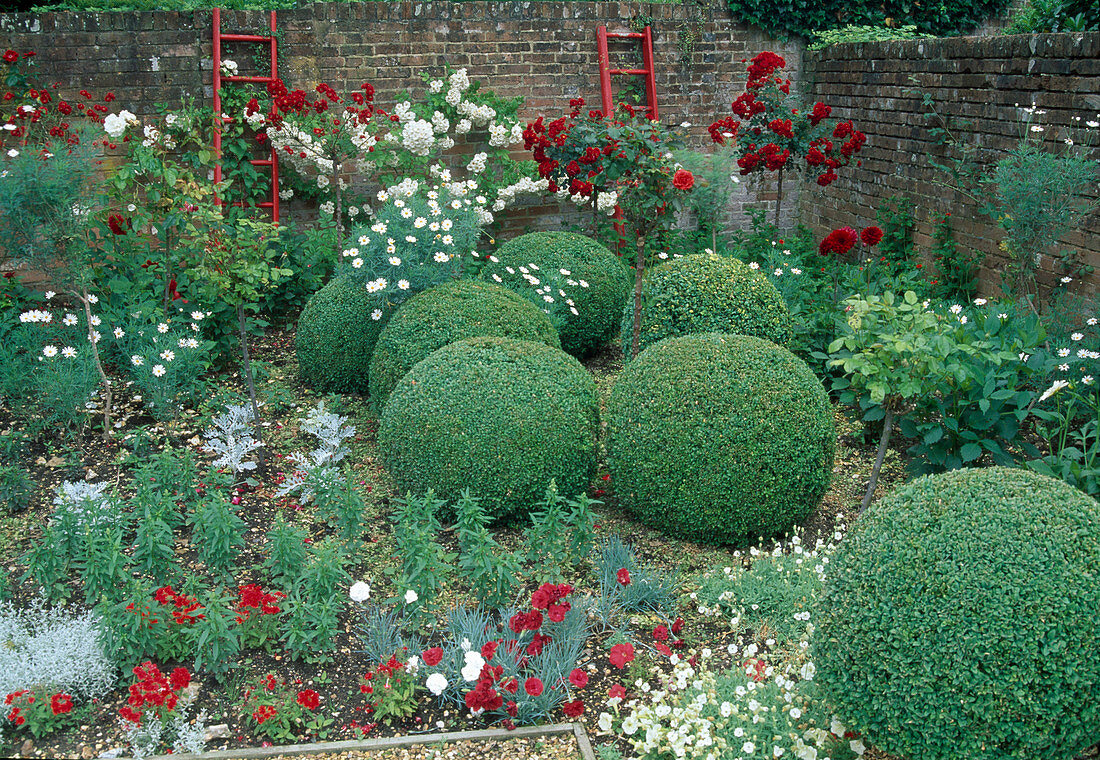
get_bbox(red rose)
[568,669,589,689]
[422,647,444,667]
[616,568,631,586]
[107,214,128,235]
[524,677,544,697]
[809,101,832,126]
[672,169,694,191]
[296,689,320,711]
[860,226,884,247]
[609,642,635,669]
[2,50,18,64]
[562,699,584,718]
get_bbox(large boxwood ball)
[621,252,792,360]
[368,280,560,411]
[296,277,390,393]
[379,337,599,521]
[480,231,631,358]
[607,333,834,543]
[815,467,1100,760]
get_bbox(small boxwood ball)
[622,252,792,359]
[481,231,631,358]
[368,279,560,411]
[379,337,599,521]
[815,466,1100,760]
[608,333,834,544]
[296,277,389,393]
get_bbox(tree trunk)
[333,160,343,243]
[237,304,265,460]
[861,406,894,512]
[774,166,784,229]
[630,234,646,358]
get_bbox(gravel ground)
[266,735,582,760]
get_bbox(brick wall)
[799,33,1100,294]
[0,1,803,242]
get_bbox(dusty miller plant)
[202,404,262,475]
[275,401,356,503]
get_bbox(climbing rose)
[672,169,694,191]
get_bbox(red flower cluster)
[154,585,205,625]
[296,689,320,711]
[118,662,190,725]
[235,583,285,625]
[818,227,859,255]
[465,663,504,714]
[3,688,72,730]
[531,582,573,623]
[262,77,380,146]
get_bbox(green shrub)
[296,277,390,393]
[608,333,834,544]
[0,466,33,514]
[368,280,560,411]
[379,337,599,522]
[622,253,792,360]
[480,232,631,358]
[815,466,1100,760]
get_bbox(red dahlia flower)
[860,226,884,247]
[819,227,859,255]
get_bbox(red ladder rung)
[220,32,275,42]
[605,32,644,38]
[251,159,274,167]
[222,75,277,83]
[609,68,651,75]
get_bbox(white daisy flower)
[131,355,144,366]
[152,364,167,377]
[42,345,58,357]
[157,323,169,333]
[371,309,383,321]
[61,346,77,358]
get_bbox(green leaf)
[960,442,982,462]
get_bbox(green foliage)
[298,539,350,604]
[455,490,523,609]
[0,465,33,514]
[671,147,740,249]
[264,515,309,591]
[875,195,916,266]
[928,212,981,302]
[131,506,177,580]
[1006,0,1099,32]
[75,523,131,606]
[609,333,835,544]
[1028,376,1100,495]
[380,337,599,521]
[260,220,340,318]
[523,481,598,582]
[389,491,456,623]
[624,252,793,361]
[281,591,340,664]
[593,535,679,622]
[808,23,932,48]
[189,497,246,582]
[726,0,1010,39]
[189,587,240,681]
[369,279,560,410]
[481,232,632,358]
[816,467,1100,760]
[296,277,390,393]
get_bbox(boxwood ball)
[622,252,792,360]
[815,466,1100,760]
[608,332,834,544]
[481,231,631,358]
[368,279,560,411]
[379,336,599,521]
[296,277,389,393]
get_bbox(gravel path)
[265,735,582,760]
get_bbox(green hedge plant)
[368,280,560,411]
[815,466,1100,760]
[296,277,390,393]
[623,252,793,360]
[480,232,631,358]
[608,333,834,544]
[379,337,599,522]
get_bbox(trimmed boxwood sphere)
[607,333,834,544]
[296,277,389,393]
[622,252,792,360]
[815,467,1100,760]
[481,231,631,358]
[379,337,599,521]
[368,280,561,411]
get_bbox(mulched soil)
[1,327,1095,760]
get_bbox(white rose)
[349,582,371,602]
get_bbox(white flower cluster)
[219,59,239,77]
[431,110,450,134]
[401,119,436,157]
[456,98,496,127]
[596,190,619,215]
[466,152,488,174]
[103,109,138,140]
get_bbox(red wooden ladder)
[212,8,280,222]
[596,25,658,120]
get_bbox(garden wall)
[799,32,1100,294]
[0,0,804,240]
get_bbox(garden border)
[145,722,596,760]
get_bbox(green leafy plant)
[455,490,523,609]
[927,212,982,301]
[609,333,835,544]
[298,539,350,604]
[264,515,309,591]
[1028,378,1100,495]
[816,467,1100,760]
[239,673,325,742]
[281,591,340,664]
[188,587,240,681]
[1006,0,1099,32]
[1,687,84,740]
[875,195,915,267]
[821,291,1011,508]
[190,496,245,582]
[524,481,598,582]
[380,337,599,522]
[808,23,931,48]
[358,654,422,726]
[0,465,33,514]
[389,491,456,623]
